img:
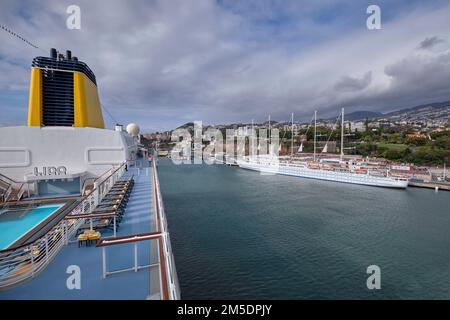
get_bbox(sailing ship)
[237,108,409,189]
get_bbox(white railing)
[3,184,13,202]
[0,174,20,203]
[16,183,27,201]
[85,158,179,300]
[0,206,84,289]
[0,162,126,290]
[152,158,181,300]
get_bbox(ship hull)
[237,160,408,189]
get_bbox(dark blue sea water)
[158,158,450,299]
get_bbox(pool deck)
[0,161,159,299]
[2,200,76,249]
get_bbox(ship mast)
[291,113,294,158]
[313,110,317,162]
[340,107,344,161]
[251,119,255,157]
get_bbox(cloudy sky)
[1,0,450,132]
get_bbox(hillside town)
[141,103,449,190]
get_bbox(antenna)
[251,119,255,157]
[314,110,317,162]
[340,107,344,161]
[291,113,294,157]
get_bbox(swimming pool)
[0,203,65,250]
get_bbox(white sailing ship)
[237,109,409,189]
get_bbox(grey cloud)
[418,36,444,49]
[333,71,372,92]
[337,51,450,113]
[1,1,450,130]
[383,51,450,101]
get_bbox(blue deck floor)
[0,162,157,300]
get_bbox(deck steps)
[0,180,10,190]
[0,181,11,203]
[83,184,95,196]
[0,178,24,203]
[7,189,20,201]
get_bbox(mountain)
[337,101,450,122]
[162,101,449,134]
[341,111,383,121]
[383,100,450,117]
[176,122,195,129]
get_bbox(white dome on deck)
[126,123,140,136]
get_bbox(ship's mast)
[314,110,317,162]
[340,107,344,161]
[251,119,255,157]
[291,113,294,158]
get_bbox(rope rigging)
[101,104,119,125]
[322,110,342,151]
[0,23,45,53]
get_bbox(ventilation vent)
[42,70,74,126]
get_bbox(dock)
[408,181,450,191]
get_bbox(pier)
[408,181,450,191]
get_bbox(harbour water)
[158,158,450,299]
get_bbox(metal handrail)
[0,173,20,184]
[3,183,27,203]
[3,184,13,203]
[84,159,179,299]
[80,164,118,195]
[94,164,119,183]
[0,162,126,289]
[151,158,180,300]
[16,183,27,201]
[0,175,22,203]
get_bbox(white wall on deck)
[0,126,138,182]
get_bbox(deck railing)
[0,162,126,290]
[0,174,22,203]
[151,158,181,300]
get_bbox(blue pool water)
[0,203,65,250]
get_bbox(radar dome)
[126,123,140,136]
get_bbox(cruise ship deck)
[0,159,177,299]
